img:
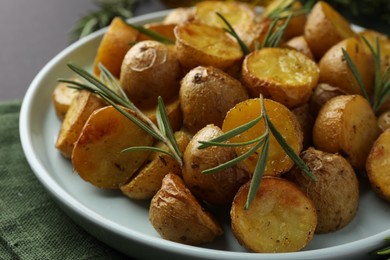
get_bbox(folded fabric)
[0,100,131,260]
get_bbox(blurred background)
[0,0,388,101]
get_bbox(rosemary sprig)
[125,22,175,45]
[58,63,182,165]
[343,36,390,113]
[266,0,315,19]
[69,0,141,43]
[371,237,390,258]
[262,13,292,48]
[199,96,316,209]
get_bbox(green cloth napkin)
[0,100,131,260]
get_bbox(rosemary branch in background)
[69,0,142,42]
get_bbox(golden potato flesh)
[304,1,356,60]
[231,177,317,253]
[285,148,359,234]
[366,128,390,202]
[182,124,249,205]
[313,95,380,170]
[319,37,374,97]
[120,40,181,109]
[93,17,139,77]
[222,98,303,176]
[180,66,249,135]
[193,1,257,47]
[72,106,154,189]
[242,47,319,109]
[149,173,224,245]
[174,22,243,73]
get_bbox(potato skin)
[285,148,359,234]
[319,37,374,97]
[149,173,224,245]
[180,66,249,134]
[120,40,181,109]
[378,111,390,132]
[308,83,346,116]
[313,94,380,169]
[231,177,317,253]
[304,1,356,60]
[182,124,250,205]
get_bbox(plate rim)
[19,9,390,260]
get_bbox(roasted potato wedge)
[231,177,317,253]
[120,131,190,200]
[174,22,243,74]
[285,148,359,234]
[319,37,374,97]
[180,66,249,134]
[313,95,380,169]
[52,78,79,121]
[304,1,356,60]
[93,17,139,77]
[120,40,181,109]
[55,90,106,158]
[222,98,303,176]
[242,47,319,109]
[149,173,224,245]
[182,124,250,205]
[366,129,390,202]
[72,106,154,189]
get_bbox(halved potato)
[319,37,374,97]
[174,22,243,73]
[231,177,317,253]
[93,17,139,77]
[313,95,380,169]
[55,90,106,158]
[72,106,154,189]
[242,47,319,109]
[366,128,390,202]
[222,98,303,176]
[286,148,359,234]
[120,131,190,200]
[149,173,224,245]
[304,1,356,60]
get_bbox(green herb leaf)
[126,22,175,45]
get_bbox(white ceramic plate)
[20,10,390,260]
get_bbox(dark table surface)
[0,0,168,102]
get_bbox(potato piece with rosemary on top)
[222,98,303,176]
[242,47,319,109]
[313,94,380,170]
[231,177,317,253]
[72,106,154,189]
[174,22,243,74]
[366,128,390,202]
[149,173,224,245]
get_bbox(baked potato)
[285,148,359,234]
[149,173,224,245]
[180,66,249,135]
[231,176,317,253]
[313,94,380,170]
